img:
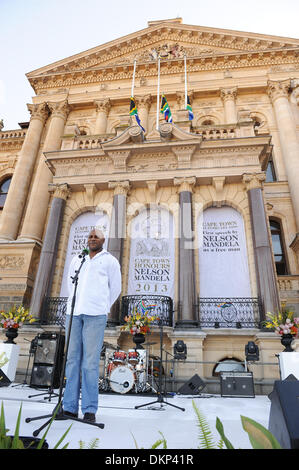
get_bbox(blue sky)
[1,0,299,130]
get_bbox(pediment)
[27,18,299,80]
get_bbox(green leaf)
[192,400,219,449]
[215,417,235,449]
[240,416,282,449]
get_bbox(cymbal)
[144,342,157,346]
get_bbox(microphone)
[79,248,89,258]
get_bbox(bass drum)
[109,366,135,394]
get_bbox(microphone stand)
[135,319,185,412]
[25,250,105,436]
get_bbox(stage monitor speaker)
[33,332,65,365]
[30,364,61,389]
[268,379,299,449]
[30,331,65,388]
[0,369,11,387]
[177,374,206,395]
[220,372,255,398]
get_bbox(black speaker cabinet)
[268,379,299,449]
[220,371,255,398]
[30,332,65,389]
[0,369,11,387]
[33,332,65,365]
[177,374,206,395]
[30,364,60,388]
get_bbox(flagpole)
[184,54,187,109]
[156,57,160,130]
[131,59,136,97]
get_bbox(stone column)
[174,177,198,328]
[220,87,238,124]
[243,173,281,319]
[107,180,130,326]
[135,95,152,134]
[94,99,111,134]
[0,103,49,241]
[268,80,299,232]
[29,183,70,318]
[19,100,70,242]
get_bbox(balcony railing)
[120,295,174,327]
[197,297,262,328]
[40,296,261,329]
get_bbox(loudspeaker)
[33,332,65,365]
[0,369,11,387]
[30,364,60,389]
[177,374,206,395]
[220,372,255,398]
[30,332,65,389]
[268,378,299,449]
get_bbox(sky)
[1,0,299,130]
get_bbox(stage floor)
[0,382,272,450]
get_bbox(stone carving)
[0,255,25,270]
[27,102,49,123]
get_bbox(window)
[0,177,11,209]
[266,158,277,182]
[213,358,245,377]
[269,219,288,275]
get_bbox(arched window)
[269,219,288,275]
[0,177,11,209]
[212,358,245,377]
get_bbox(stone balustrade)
[0,129,27,140]
[277,275,299,291]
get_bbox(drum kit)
[99,342,159,395]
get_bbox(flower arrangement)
[264,309,299,337]
[0,305,36,330]
[121,306,159,336]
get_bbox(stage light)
[174,340,187,360]
[245,341,259,362]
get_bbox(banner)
[127,208,175,298]
[198,206,251,298]
[60,211,110,297]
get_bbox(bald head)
[87,228,105,257]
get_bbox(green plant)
[192,400,224,449]
[0,402,72,449]
[133,400,282,449]
[78,438,100,449]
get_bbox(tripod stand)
[25,250,105,436]
[135,319,185,412]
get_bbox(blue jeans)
[63,314,107,415]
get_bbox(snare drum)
[128,349,139,366]
[113,350,127,364]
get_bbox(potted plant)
[263,308,299,352]
[121,304,159,349]
[0,305,36,344]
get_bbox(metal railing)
[40,296,262,329]
[197,297,262,328]
[120,295,174,327]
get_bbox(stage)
[0,382,271,450]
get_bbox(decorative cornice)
[28,47,299,92]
